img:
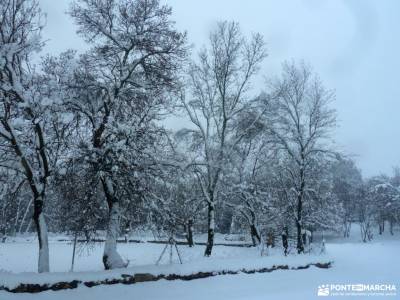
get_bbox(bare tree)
[264,62,336,253]
[181,21,266,256]
[331,156,363,237]
[0,0,53,272]
[67,0,187,269]
[148,167,203,247]
[361,176,400,240]
[225,126,277,246]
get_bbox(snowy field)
[0,231,399,300]
[0,236,253,273]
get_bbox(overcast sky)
[38,0,400,178]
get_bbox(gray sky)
[39,0,400,178]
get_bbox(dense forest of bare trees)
[1,0,399,273]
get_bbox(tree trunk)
[13,196,23,236]
[70,231,78,272]
[187,219,194,247]
[84,231,91,243]
[296,221,304,253]
[360,221,373,242]
[33,196,49,273]
[250,224,261,246]
[102,201,127,270]
[204,202,215,256]
[282,227,288,256]
[379,221,384,235]
[296,168,305,254]
[390,220,394,235]
[18,198,33,234]
[2,120,50,272]
[101,176,127,270]
[296,195,304,254]
[25,219,32,234]
[343,219,351,238]
[267,230,275,248]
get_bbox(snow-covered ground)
[0,233,257,273]
[0,229,399,300]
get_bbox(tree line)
[0,0,399,273]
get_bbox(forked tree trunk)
[360,220,373,242]
[343,219,351,238]
[204,202,215,256]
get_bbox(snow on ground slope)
[0,238,331,289]
[0,241,399,300]
[0,233,250,273]
[0,228,399,300]
[0,240,269,274]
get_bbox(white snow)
[0,229,399,300]
[0,241,398,300]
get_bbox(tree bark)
[1,120,50,272]
[282,227,289,256]
[390,220,394,235]
[70,231,78,272]
[296,166,305,254]
[343,219,351,238]
[296,196,304,254]
[33,196,49,273]
[102,201,127,269]
[204,202,215,256]
[101,177,127,270]
[250,224,261,246]
[296,221,304,253]
[187,219,194,247]
[18,198,33,234]
[378,220,384,235]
